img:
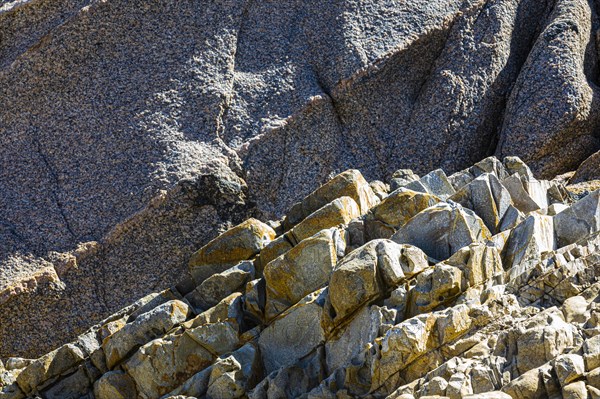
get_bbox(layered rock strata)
[3,156,600,399]
[4,0,600,357]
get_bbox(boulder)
[390,169,420,191]
[553,354,585,387]
[188,219,275,283]
[365,189,440,240]
[584,335,600,371]
[501,365,551,399]
[182,293,244,332]
[206,343,259,399]
[185,261,254,312]
[516,315,575,374]
[102,300,190,370]
[328,240,428,325]
[562,381,588,399]
[283,170,379,230]
[258,236,294,270]
[504,213,555,277]
[554,190,600,248]
[572,150,600,183]
[288,197,360,244]
[444,243,504,288]
[40,364,93,399]
[449,173,520,234]
[263,229,340,320]
[93,371,137,399]
[408,264,463,317]
[392,202,491,261]
[184,321,240,356]
[258,289,327,375]
[371,313,437,388]
[405,169,456,200]
[16,343,86,394]
[325,305,396,372]
[124,333,214,399]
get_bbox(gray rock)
[263,229,339,321]
[93,371,137,399]
[325,305,396,372]
[554,190,600,248]
[282,170,379,231]
[496,0,600,178]
[572,150,600,183]
[392,202,491,261]
[365,188,440,240]
[102,300,190,369]
[188,219,275,284]
[258,289,326,375]
[584,335,600,371]
[328,240,427,325]
[504,213,555,277]
[553,354,585,387]
[206,343,259,399]
[390,170,420,191]
[40,365,92,399]
[405,169,456,200]
[124,333,213,399]
[449,173,519,234]
[185,261,254,312]
[16,343,86,394]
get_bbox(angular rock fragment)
[189,219,275,283]
[124,333,213,399]
[408,264,463,316]
[103,300,190,369]
[258,289,327,374]
[206,343,259,399]
[283,170,379,230]
[288,196,360,244]
[93,371,137,399]
[182,293,244,332]
[584,335,600,371]
[405,169,456,200]
[263,229,340,320]
[554,354,585,387]
[371,313,437,388]
[16,344,86,394]
[392,202,491,261]
[185,261,254,312]
[365,189,440,239]
[325,305,396,372]
[390,169,420,191]
[257,235,294,271]
[449,173,521,234]
[504,213,555,277]
[328,240,427,325]
[554,190,600,248]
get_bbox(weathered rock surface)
[6,157,600,399]
[3,0,600,359]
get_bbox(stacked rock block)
[2,157,600,399]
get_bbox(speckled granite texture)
[1,0,600,357]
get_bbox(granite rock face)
[4,157,600,399]
[2,0,600,359]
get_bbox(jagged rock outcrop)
[3,0,600,359]
[3,156,600,399]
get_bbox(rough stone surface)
[4,0,600,360]
[263,229,339,321]
[4,158,600,398]
[391,202,491,261]
[188,219,275,284]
